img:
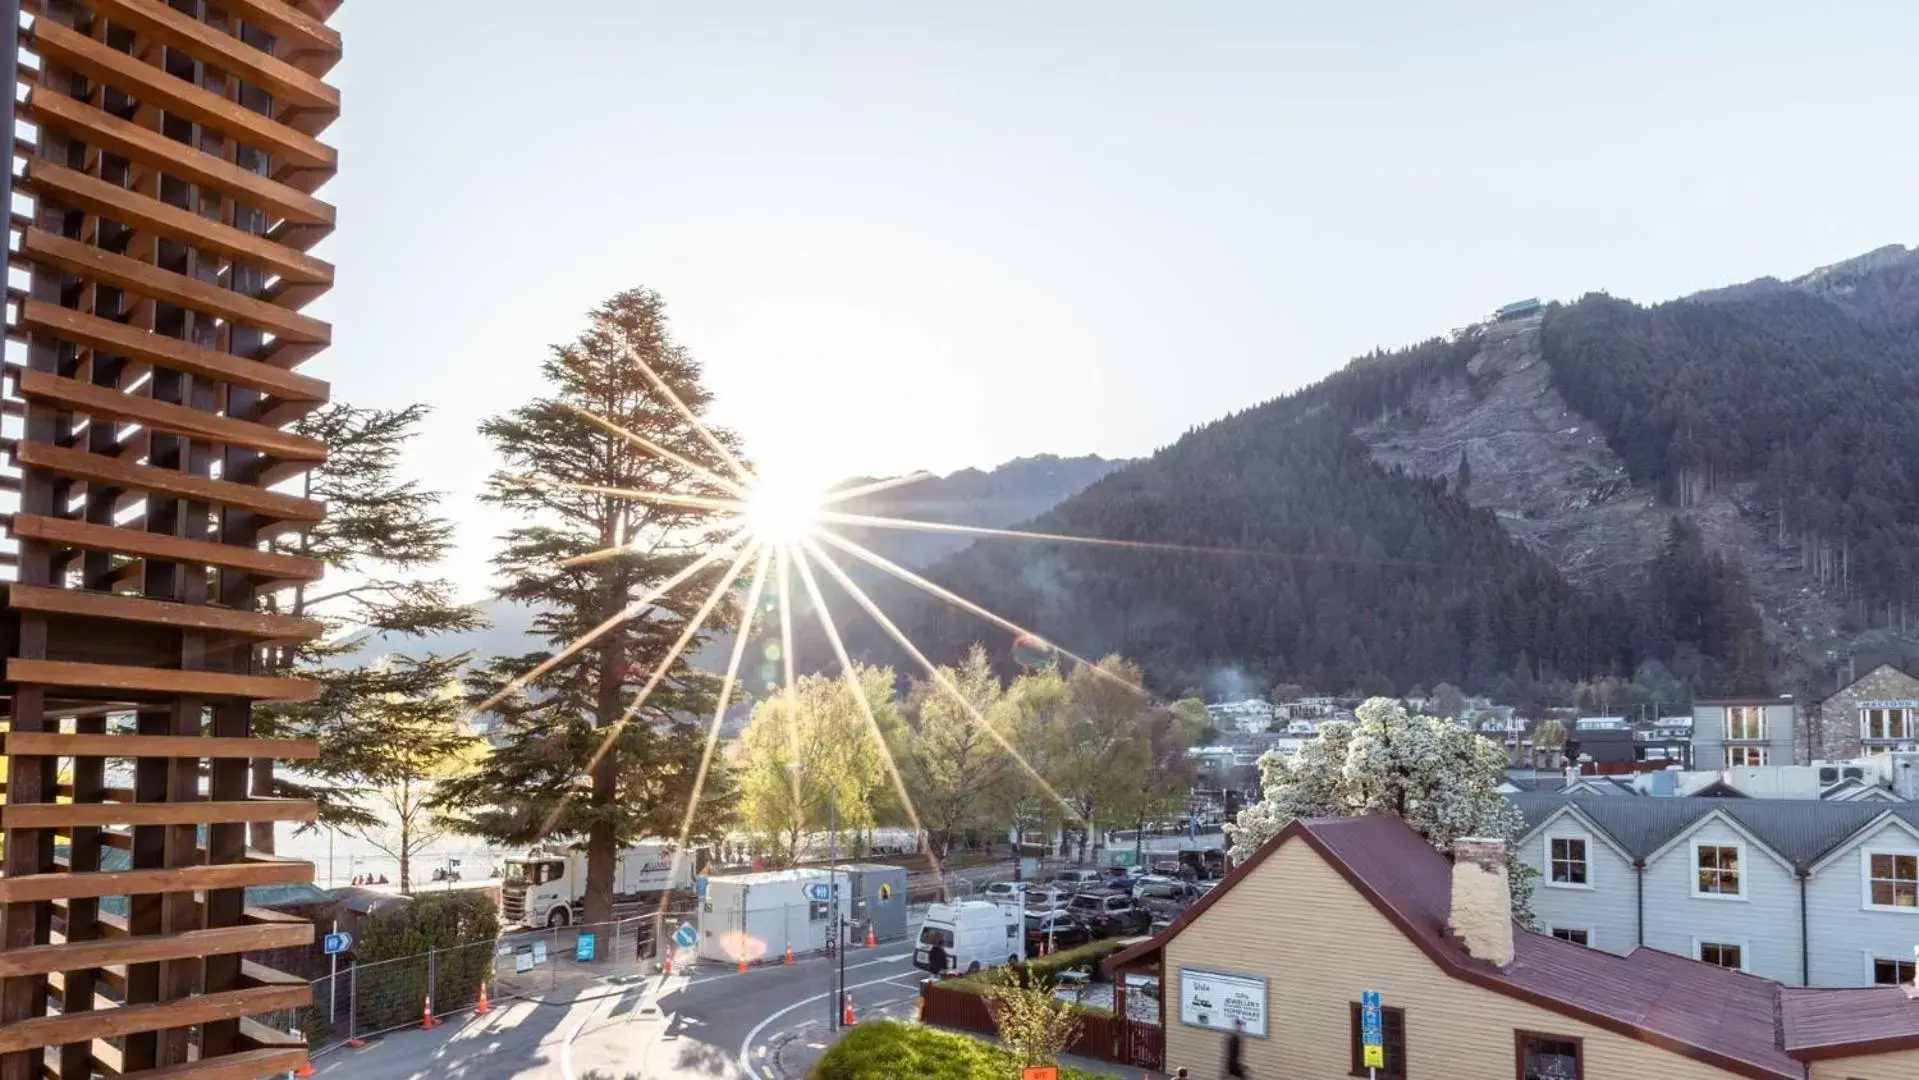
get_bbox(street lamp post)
[829,791,840,1031]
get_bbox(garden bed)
[814,1020,1106,1079]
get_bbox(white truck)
[914,900,1025,975]
[501,842,698,928]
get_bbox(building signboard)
[1178,968,1267,1037]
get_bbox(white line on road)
[739,966,922,1080]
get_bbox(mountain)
[843,246,1919,700]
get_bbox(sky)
[309,0,1918,597]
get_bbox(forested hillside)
[833,333,1771,699]
[1541,246,1919,630]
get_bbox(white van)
[914,900,1025,975]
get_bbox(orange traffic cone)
[421,995,440,1030]
[663,953,673,975]
[293,1056,315,1078]
[865,924,876,949]
[475,982,491,1016]
[737,952,748,974]
[842,994,857,1026]
[784,942,794,966]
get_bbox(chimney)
[1448,838,1514,968]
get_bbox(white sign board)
[1178,968,1267,1038]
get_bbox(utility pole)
[828,790,839,1030]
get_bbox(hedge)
[943,938,1131,997]
[813,1021,1105,1080]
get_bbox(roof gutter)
[1799,871,1810,988]
[1636,860,1645,946]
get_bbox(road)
[316,948,924,1080]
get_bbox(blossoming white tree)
[1227,697,1534,922]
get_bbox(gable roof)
[1781,987,1919,1059]
[1824,662,1919,706]
[1511,793,1915,870]
[1107,815,1814,1079]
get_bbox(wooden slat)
[29,19,335,170]
[218,0,342,57]
[119,1048,308,1080]
[238,959,306,987]
[21,230,330,345]
[4,658,320,702]
[83,0,339,112]
[3,584,324,642]
[18,301,329,402]
[0,985,310,1054]
[0,860,313,904]
[9,516,323,583]
[15,368,327,462]
[15,443,324,525]
[23,161,334,287]
[0,731,319,760]
[0,922,314,979]
[1,799,317,830]
[22,88,334,231]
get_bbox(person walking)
[926,940,949,978]
[1224,1018,1248,1078]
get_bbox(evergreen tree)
[433,288,742,927]
[254,403,482,851]
[1456,447,1472,494]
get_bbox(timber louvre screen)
[0,0,341,1077]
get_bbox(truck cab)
[914,901,1024,975]
[502,853,576,928]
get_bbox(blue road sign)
[322,931,352,956]
[1360,988,1385,1069]
[806,882,833,901]
[673,922,699,949]
[575,932,597,962]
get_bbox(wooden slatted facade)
[0,1,340,1076]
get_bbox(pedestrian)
[1224,1018,1247,1079]
[927,940,949,978]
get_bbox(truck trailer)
[696,868,849,965]
[501,841,698,929]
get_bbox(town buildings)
[1820,663,1919,761]
[1517,793,1919,988]
[1107,813,1919,1079]
[0,2,343,1076]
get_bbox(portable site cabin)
[697,868,848,964]
[832,863,909,944]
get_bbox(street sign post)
[1361,989,1384,1075]
[324,924,353,1024]
[322,931,353,956]
[806,882,833,902]
[674,922,699,950]
[1021,1068,1058,1080]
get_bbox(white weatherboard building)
[1514,793,1919,987]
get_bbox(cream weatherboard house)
[1517,794,1919,988]
[1106,814,1919,1080]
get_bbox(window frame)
[1692,937,1750,972]
[1868,953,1917,986]
[1348,1001,1407,1079]
[1513,1030,1583,1080]
[1862,706,1917,746]
[1725,745,1768,768]
[1548,926,1592,947]
[1860,846,1919,913]
[1690,839,1748,901]
[1724,705,1768,742]
[1544,833,1592,890]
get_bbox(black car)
[1023,911,1091,952]
[1067,892,1152,938]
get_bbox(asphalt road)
[317,948,921,1080]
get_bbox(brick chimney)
[1448,837,1514,967]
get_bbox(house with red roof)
[1105,814,1919,1079]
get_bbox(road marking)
[739,969,919,1080]
[559,990,620,1080]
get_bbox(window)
[1874,957,1916,986]
[1347,1002,1406,1078]
[1516,1031,1582,1080]
[1726,745,1768,767]
[1863,708,1916,744]
[1725,706,1768,741]
[1697,941,1745,970]
[1547,836,1588,887]
[1693,842,1744,899]
[1865,850,1919,909]
[1549,927,1590,947]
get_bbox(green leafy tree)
[255,402,482,851]
[998,664,1071,861]
[984,964,1084,1069]
[736,664,900,862]
[1430,682,1467,720]
[433,288,742,927]
[1050,657,1157,864]
[900,646,1015,857]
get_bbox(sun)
[744,474,825,546]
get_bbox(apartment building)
[1517,794,1919,987]
[1695,698,1798,768]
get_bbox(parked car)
[981,881,1029,901]
[1023,910,1092,952]
[1068,891,1152,938]
[1131,875,1193,900]
[1023,886,1071,912]
[1049,869,1104,892]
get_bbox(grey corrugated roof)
[1510,793,1917,869]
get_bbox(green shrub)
[342,891,501,1036]
[813,1021,1105,1079]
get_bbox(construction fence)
[249,917,662,1058]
